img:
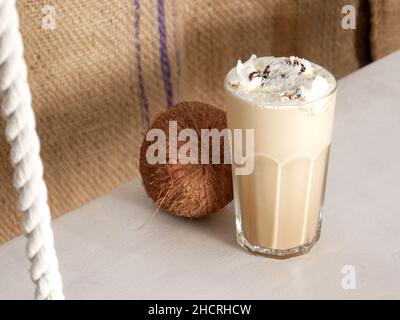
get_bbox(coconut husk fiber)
[139,102,233,218]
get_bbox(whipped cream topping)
[225,55,336,108]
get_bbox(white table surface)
[1,51,400,300]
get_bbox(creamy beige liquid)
[225,92,336,252]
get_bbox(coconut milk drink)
[224,55,337,258]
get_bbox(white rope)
[0,0,64,299]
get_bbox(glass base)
[236,213,322,259]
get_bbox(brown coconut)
[139,101,233,218]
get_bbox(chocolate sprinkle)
[283,92,293,100]
[249,71,259,80]
[262,65,270,79]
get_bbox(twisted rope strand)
[0,0,64,300]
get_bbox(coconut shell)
[139,101,233,218]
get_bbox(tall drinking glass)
[224,57,337,258]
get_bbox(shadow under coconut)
[113,182,238,250]
[152,203,237,251]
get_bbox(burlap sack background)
[0,0,399,244]
[370,0,400,60]
[1,0,182,243]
